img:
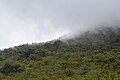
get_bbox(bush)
[80,66,90,75]
[0,57,3,61]
[0,63,24,74]
[64,69,75,77]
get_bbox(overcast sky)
[0,0,120,49]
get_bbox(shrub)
[0,63,24,74]
[80,66,90,75]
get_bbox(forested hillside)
[0,27,120,80]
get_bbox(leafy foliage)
[0,63,24,74]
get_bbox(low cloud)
[0,0,120,48]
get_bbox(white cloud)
[0,0,120,48]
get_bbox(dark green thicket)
[0,63,24,74]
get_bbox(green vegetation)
[0,27,120,80]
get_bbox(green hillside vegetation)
[0,27,120,80]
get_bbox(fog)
[0,0,120,49]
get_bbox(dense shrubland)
[0,27,120,80]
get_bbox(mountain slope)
[0,26,120,80]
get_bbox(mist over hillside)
[1,0,120,79]
[0,26,120,79]
[0,0,120,48]
[1,26,120,51]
